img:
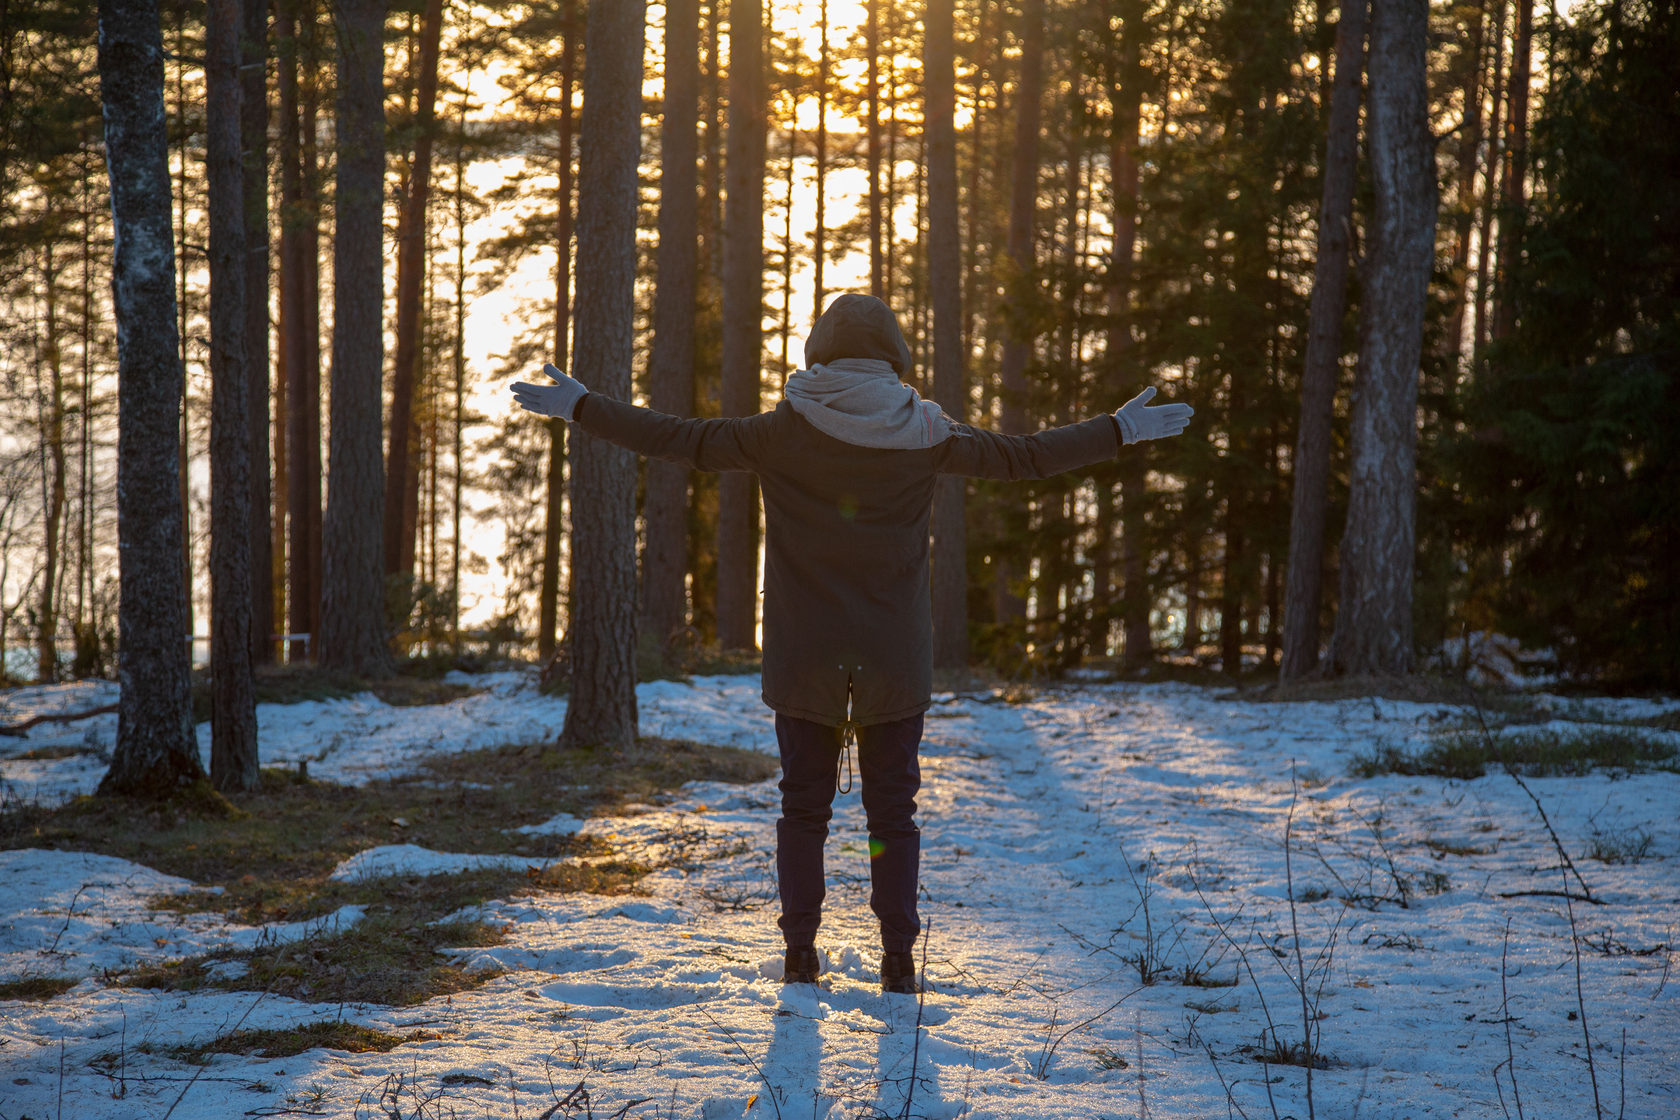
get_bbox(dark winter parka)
[573,300,1123,726]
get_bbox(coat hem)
[763,693,932,728]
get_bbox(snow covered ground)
[2,672,1676,1119]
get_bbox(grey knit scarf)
[782,358,958,449]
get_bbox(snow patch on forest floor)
[1,671,1676,1119]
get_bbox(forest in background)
[0,0,1675,733]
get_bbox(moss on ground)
[1353,726,1678,779]
[0,976,79,1001]
[172,1021,423,1062]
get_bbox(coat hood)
[804,293,914,375]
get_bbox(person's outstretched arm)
[510,365,771,472]
[937,387,1194,480]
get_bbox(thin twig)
[1285,769,1317,1119]
[1500,917,1525,1120]
[1565,878,1604,1119]
[699,1007,783,1120]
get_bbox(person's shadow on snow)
[764,997,829,1117]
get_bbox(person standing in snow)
[511,294,1193,993]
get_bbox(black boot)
[783,944,821,984]
[881,950,918,994]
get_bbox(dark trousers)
[774,711,923,954]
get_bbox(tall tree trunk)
[642,0,699,646]
[243,0,272,663]
[993,0,1044,629]
[540,0,577,662]
[451,88,467,654]
[173,10,193,655]
[688,0,722,644]
[716,0,765,652]
[319,0,393,677]
[1490,0,1532,341]
[1327,0,1437,676]
[383,0,444,583]
[560,0,645,751]
[1439,2,1486,376]
[1280,0,1367,680]
[207,0,258,790]
[98,0,203,795]
[811,0,828,319]
[36,242,66,684]
[926,0,966,671]
[865,0,882,296]
[1470,0,1507,357]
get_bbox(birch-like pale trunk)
[98,0,204,795]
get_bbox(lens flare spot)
[869,838,886,859]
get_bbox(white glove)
[510,364,588,421]
[1114,386,1193,444]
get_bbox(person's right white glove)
[1114,386,1194,444]
[510,364,588,421]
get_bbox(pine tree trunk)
[993,0,1044,631]
[560,0,645,751]
[1470,0,1507,357]
[1439,1,1486,376]
[1110,1,1151,668]
[1280,0,1367,680]
[1327,0,1437,677]
[97,0,204,796]
[538,0,577,663]
[865,0,882,296]
[207,0,258,790]
[642,0,699,647]
[812,0,829,318]
[716,0,765,652]
[383,0,444,583]
[926,0,966,671]
[1490,0,1532,341]
[243,0,272,663]
[318,0,392,677]
[37,243,66,684]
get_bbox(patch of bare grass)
[0,976,78,1001]
[172,1021,423,1063]
[1353,726,1678,780]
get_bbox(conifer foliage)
[4,0,1674,765]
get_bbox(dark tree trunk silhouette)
[383,0,444,583]
[811,0,829,317]
[36,244,65,684]
[97,0,204,796]
[1280,0,1367,680]
[278,0,322,661]
[560,0,645,751]
[206,0,258,789]
[716,0,765,652]
[1440,2,1485,375]
[993,0,1044,629]
[539,0,577,662]
[643,0,699,647]
[865,0,882,295]
[1328,0,1437,676]
[1491,0,1533,341]
[318,0,392,676]
[243,0,272,662]
[1109,0,1151,667]
[926,0,966,670]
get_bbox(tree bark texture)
[1280,0,1367,681]
[1328,0,1437,677]
[383,0,444,582]
[642,0,699,647]
[207,0,258,790]
[319,0,392,676]
[716,0,765,652]
[243,0,272,662]
[1110,2,1151,667]
[925,0,966,670]
[97,0,204,795]
[539,0,577,662]
[279,0,322,661]
[560,0,645,751]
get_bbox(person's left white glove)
[510,364,588,421]
[1113,386,1194,444]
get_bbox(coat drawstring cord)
[836,719,856,794]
